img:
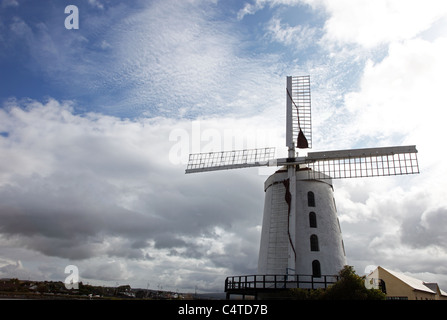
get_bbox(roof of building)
[380,267,435,294]
[424,283,447,297]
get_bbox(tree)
[288,265,386,300]
[321,265,385,300]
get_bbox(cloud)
[0,259,24,276]
[0,100,170,256]
[82,260,133,283]
[239,0,447,48]
[2,14,91,91]
[340,37,447,180]
[0,0,282,118]
[319,0,447,48]
[87,0,104,10]
[334,174,447,286]
[266,16,320,50]
[282,1,447,288]
[328,33,447,285]
[1,0,19,8]
[92,0,285,118]
[0,98,277,290]
[3,87,444,290]
[2,0,447,292]
[237,0,307,20]
[401,207,447,249]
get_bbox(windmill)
[185,76,419,295]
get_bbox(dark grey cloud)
[0,169,262,262]
[401,207,447,249]
[0,99,266,288]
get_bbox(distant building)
[366,266,447,300]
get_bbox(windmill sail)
[304,145,419,179]
[185,76,419,180]
[185,147,276,174]
[288,76,311,149]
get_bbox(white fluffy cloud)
[239,0,447,48]
[344,37,447,139]
[320,0,447,48]
[329,31,447,285]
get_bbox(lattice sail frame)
[186,147,275,174]
[185,145,419,179]
[185,76,419,180]
[290,76,312,149]
[304,146,419,180]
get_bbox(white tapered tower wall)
[258,173,289,275]
[258,168,346,277]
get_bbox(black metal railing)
[225,274,339,293]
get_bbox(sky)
[1,0,447,293]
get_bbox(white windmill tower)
[186,76,419,296]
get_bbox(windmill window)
[312,260,321,278]
[309,212,317,228]
[310,234,319,251]
[308,191,315,207]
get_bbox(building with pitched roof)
[366,266,447,300]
